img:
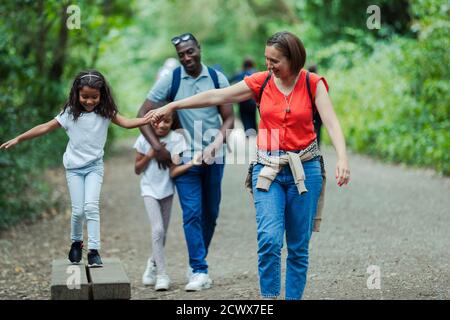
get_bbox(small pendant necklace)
[283,92,294,113]
[282,75,299,113]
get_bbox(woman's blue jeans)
[65,160,104,250]
[251,156,323,300]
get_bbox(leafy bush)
[325,33,449,174]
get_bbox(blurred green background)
[0,0,449,228]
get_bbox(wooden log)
[51,260,90,300]
[88,258,131,300]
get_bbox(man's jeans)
[251,156,323,300]
[175,163,224,274]
[65,160,104,250]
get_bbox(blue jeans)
[251,156,323,300]
[65,160,104,250]
[174,163,224,274]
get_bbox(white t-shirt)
[55,110,110,169]
[133,131,187,199]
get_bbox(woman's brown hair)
[266,31,306,75]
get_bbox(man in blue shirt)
[137,33,234,291]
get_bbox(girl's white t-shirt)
[55,110,110,169]
[133,131,187,199]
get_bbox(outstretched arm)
[315,81,350,187]
[0,119,61,150]
[112,112,152,129]
[150,81,253,123]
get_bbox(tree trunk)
[48,4,68,81]
[36,0,47,74]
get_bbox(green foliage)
[0,0,134,228]
[326,30,449,174]
[298,0,414,40]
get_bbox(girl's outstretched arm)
[112,111,152,129]
[0,119,61,150]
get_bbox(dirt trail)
[1,129,449,299]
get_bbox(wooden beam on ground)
[88,257,131,300]
[51,259,90,300]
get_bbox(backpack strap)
[254,71,321,137]
[257,71,315,114]
[168,66,182,102]
[207,66,220,89]
[256,72,272,115]
[306,71,322,126]
[168,66,220,102]
[306,71,315,111]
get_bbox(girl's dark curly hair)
[62,70,118,121]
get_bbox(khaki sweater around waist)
[245,141,326,232]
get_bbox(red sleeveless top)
[244,69,329,151]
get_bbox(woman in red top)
[150,31,350,299]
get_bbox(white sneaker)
[142,259,157,286]
[185,273,212,291]
[155,274,170,291]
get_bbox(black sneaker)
[87,250,103,268]
[68,241,83,264]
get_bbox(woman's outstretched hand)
[142,109,154,125]
[335,157,350,187]
[149,104,174,125]
[0,137,19,150]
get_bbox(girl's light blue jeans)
[65,160,104,250]
[251,155,323,300]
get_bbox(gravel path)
[1,128,449,300]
